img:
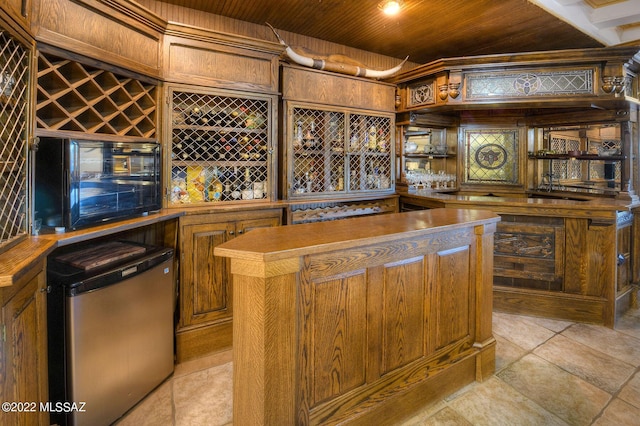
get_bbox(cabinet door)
[2,0,30,28]
[168,86,277,206]
[0,267,48,426]
[285,103,394,199]
[236,216,281,235]
[181,221,235,327]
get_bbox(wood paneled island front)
[215,208,500,425]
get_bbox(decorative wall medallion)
[514,73,541,95]
[409,82,435,106]
[475,143,508,169]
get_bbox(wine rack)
[286,104,394,199]
[168,87,275,205]
[36,52,158,138]
[0,28,29,253]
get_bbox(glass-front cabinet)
[529,123,626,197]
[0,26,30,252]
[167,85,277,205]
[284,103,394,199]
[399,126,456,191]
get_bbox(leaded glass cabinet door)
[0,27,30,252]
[167,85,277,206]
[285,102,394,199]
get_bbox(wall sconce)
[378,0,404,16]
[602,76,626,95]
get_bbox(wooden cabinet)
[215,209,499,425]
[283,102,394,199]
[166,85,278,207]
[0,262,48,426]
[0,24,30,254]
[176,208,281,361]
[398,124,457,191]
[1,0,30,30]
[280,65,396,203]
[528,123,627,198]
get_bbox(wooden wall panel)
[282,65,396,112]
[431,246,471,351]
[164,34,278,92]
[311,271,367,405]
[135,0,418,72]
[32,0,161,77]
[381,258,425,374]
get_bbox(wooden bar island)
[215,208,500,425]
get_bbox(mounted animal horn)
[266,23,408,80]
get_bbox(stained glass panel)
[464,129,519,184]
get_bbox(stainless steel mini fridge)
[47,241,175,426]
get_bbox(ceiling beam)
[589,2,640,28]
[528,0,638,45]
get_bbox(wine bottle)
[244,167,252,189]
[188,107,202,124]
[207,167,223,202]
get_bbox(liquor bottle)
[207,167,223,202]
[227,109,241,127]
[368,125,378,151]
[376,128,386,152]
[193,135,204,160]
[211,109,228,126]
[294,121,304,150]
[305,171,313,192]
[304,123,316,149]
[311,121,322,147]
[350,133,359,152]
[230,166,242,199]
[337,166,344,191]
[244,167,252,189]
[199,108,210,125]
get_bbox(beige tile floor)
[116,308,640,426]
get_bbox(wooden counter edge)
[399,191,639,217]
[0,194,401,286]
[0,238,57,287]
[0,209,183,287]
[214,208,501,263]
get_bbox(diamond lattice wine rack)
[36,52,157,138]
[0,29,29,253]
[168,88,275,205]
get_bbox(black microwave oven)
[35,138,162,231]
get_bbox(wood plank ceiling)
[148,0,640,65]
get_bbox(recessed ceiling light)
[379,0,403,16]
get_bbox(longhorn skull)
[267,23,408,80]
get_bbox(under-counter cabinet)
[0,262,49,426]
[175,209,282,362]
